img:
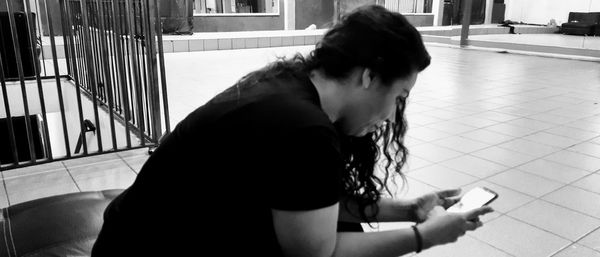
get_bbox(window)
[193,0,279,14]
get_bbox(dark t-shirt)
[93,71,343,256]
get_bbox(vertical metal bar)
[138,1,151,138]
[46,0,73,157]
[112,0,132,147]
[34,0,47,76]
[144,0,162,141]
[96,0,118,150]
[134,2,151,137]
[79,0,104,152]
[56,2,72,77]
[460,0,473,46]
[122,2,135,126]
[4,0,38,163]
[132,3,144,130]
[0,53,20,165]
[124,32,135,125]
[23,0,53,160]
[153,0,170,134]
[89,3,103,102]
[60,1,74,78]
[105,3,120,115]
[62,0,89,155]
[125,0,146,146]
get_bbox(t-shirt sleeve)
[266,126,343,211]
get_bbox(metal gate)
[0,0,170,170]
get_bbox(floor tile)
[507,200,600,241]
[470,147,538,168]
[522,132,583,148]
[408,144,464,163]
[484,123,539,137]
[505,118,556,131]
[564,120,600,133]
[497,139,561,158]
[73,169,136,192]
[452,116,499,128]
[516,159,590,184]
[487,169,564,197]
[543,186,600,219]
[545,126,600,141]
[68,159,134,178]
[406,127,453,142]
[416,235,513,257]
[408,165,479,190]
[471,111,521,123]
[460,129,515,145]
[433,136,490,153]
[4,170,79,205]
[0,183,8,209]
[527,113,578,125]
[407,115,444,126]
[571,174,600,195]
[121,155,150,173]
[2,161,65,179]
[440,155,508,179]
[402,155,433,173]
[465,180,534,214]
[578,228,600,252]
[470,215,571,257]
[552,244,600,257]
[116,148,150,158]
[543,151,600,172]
[494,106,541,117]
[397,177,440,199]
[567,142,600,158]
[62,153,121,169]
[425,121,478,135]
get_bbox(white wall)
[505,0,600,25]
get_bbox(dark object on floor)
[0,189,123,257]
[560,12,600,36]
[0,115,46,164]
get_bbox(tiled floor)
[2,43,600,257]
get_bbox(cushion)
[0,190,123,257]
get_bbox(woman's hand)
[412,189,462,223]
[417,205,494,249]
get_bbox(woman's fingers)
[437,188,462,198]
[464,206,494,221]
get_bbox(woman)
[92,5,493,257]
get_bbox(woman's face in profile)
[341,72,417,137]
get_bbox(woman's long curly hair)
[238,5,430,224]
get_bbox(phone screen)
[447,187,498,213]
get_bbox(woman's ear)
[361,68,373,90]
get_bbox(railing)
[0,0,170,170]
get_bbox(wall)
[192,14,284,32]
[505,0,600,25]
[404,14,434,27]
[295,0,334,29]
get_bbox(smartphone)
[447,187,498,213]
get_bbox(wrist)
[411,225,423,253]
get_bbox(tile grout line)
[117,153,143,175]
[61,162,82,193]
[1,170,11,206]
